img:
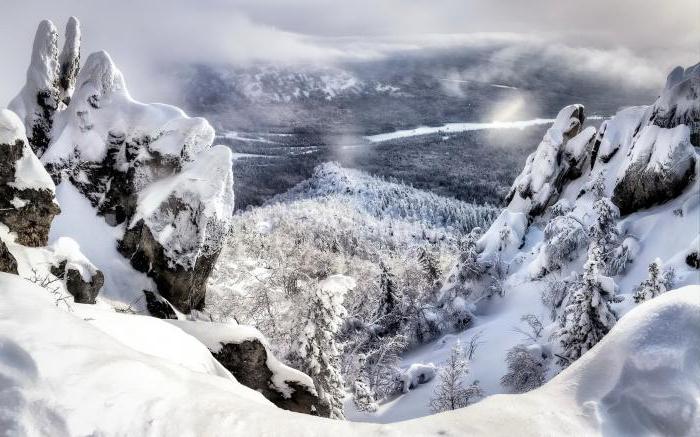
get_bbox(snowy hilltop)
[0,16,698,437]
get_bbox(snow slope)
[1,273,697,436]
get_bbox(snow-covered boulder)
[0,109,59,247]
[169,320,323,416]
[8,19,233,313]
[49,237,103,304]
[646,63,700,146]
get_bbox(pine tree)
[633,259,671,303]
[429,342,483,413]
[292,281,348,419]
[556,244,617,366]
[375,261,401,336]
[590,198,621,273]
[418,247,441,288]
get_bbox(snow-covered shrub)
[500,344,549,394]
[400,363,437,393]
[607,236,639,276]
[633,259,675,303]
[429,342,483,413]
[534,214,588,276]
[351,380,378,413]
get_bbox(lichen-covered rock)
[0,109,60,247]
[0,239,18,275]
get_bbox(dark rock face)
[0,240,19,275]
[212,340,326,416]
[687,252,700,269]
[50,260,104,304]
[0,135,60,247]
[612,134,696,216]
[119,220,218,312]
[143,290,177,320]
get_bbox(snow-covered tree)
[500,344,548,393]
[291,281,348,419]
[589,198,621,273]
[351,379,378,413]
[418,247,441,288]
[556,244,618,366]
[429,342,483,413]
[375,261,401,336]
[633,259,674,303]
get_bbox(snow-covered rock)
[8,20,60,156]
[504,104,591,218]
[0,239,18,274]
[49,237,103,304]
[8,19,234,313]
[171,320,322,416]
[0,109,59,247]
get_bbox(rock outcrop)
[213,340,326,416]
[504,105,595,218]
[0,109,60,247]
[13,19,234,314]
[611,65,698,215]
[169,321,325,416]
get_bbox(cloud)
[0,0,697,105]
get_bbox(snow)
[49,181,154,308]
[364,118,555,143]
[10,141,56,193]
[0,109,26,145]
[3,273,692,435]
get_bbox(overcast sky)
[0,0,698,103]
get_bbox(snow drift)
[1,273,697,436]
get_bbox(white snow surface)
[1,273,698,436]
[364,118,555,143]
